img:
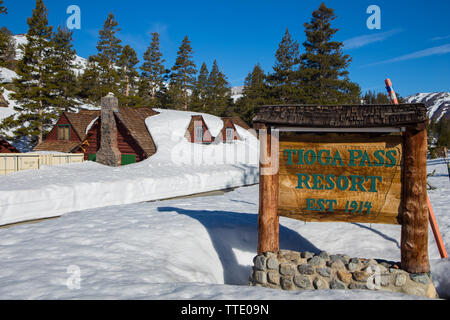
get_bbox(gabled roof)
[228,116,251,131]
[65,110,101,141]
[114,106,159,157]
[34,140,80,153]
[0,136,19,153]
[216,118,241,142]
[185,115,214,143]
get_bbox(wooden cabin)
[215,117,241,143]
[77,106,158,165]
[185,115,214,144]
[0,136,19,153]
[34,106,159,165]
[34,110,100,154]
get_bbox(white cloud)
[343,29,403,50]
[363,44,450,67]
[431,35,450,41]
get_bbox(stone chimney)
[96,93,121,167]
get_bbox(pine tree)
[168,36,197,110]
[205,60,231,116]
[190,62,208,112]
[268,28,303,103]
[139,32,168,107]
[78,56,102,102]
[0,26,15,69]
[10,0,56,146]
[300,3,360,104]
[48,26,79,113]
[0,0,6,14]
[362,90,389,104]
[95,12,122,96]
[118,44,139,105]
[235,63,270,124]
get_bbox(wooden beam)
[401,125,430,273]
[257,126,279,255]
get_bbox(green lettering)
[318,150,331,166]
[349,150,363,167]
[330,151,345,166]
[366,176,382,192]
[359,151,373,167]
[336,176,349,191]
[296,174,311,189]
[304,150,316,165]
[373,150,385,167]
[297,150,305,165]
[311,174,324,190]
[349,175,366,192]
[385,150,397,168]
[325,174,335,190]
[306,198,316,211]
[283,149,297,165]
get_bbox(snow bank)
[0,109,259,226]
[0,169,447,299]
[0,67,18,83]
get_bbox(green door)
[88,154,96,162]
[121,154,136,165]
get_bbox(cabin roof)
[252,104,428,128]
[34,140,80,153]
[65,110,101,141]
[0,136,19,153]
[114,106,159,157]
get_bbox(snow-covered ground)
[0,160,448,300]
[0,109,259,226]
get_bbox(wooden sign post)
[253,104,430,274]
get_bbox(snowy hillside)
[406,92,450,121]
[0,159,448,299]
[0,109,259,226]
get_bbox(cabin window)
[194,125,204,142]
[226,128,234,142]
[57,125,70,140]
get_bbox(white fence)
[0,153,84,176]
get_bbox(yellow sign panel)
[278,133,403,224]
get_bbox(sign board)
[278,132,403,224]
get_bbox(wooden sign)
[253,104,430,274]
[278,132,403,224]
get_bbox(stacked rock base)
[249,250,438,299]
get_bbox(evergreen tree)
[168,36,197,110]
[205,60,231,116]
[190,62,208,112]
[48,26,79,113]
[118,44,139,105]
[362,90,389,104]
[95,12,122,96]
[10,0,56,146]
[78,56,102,102]
[235,63,271,124]
[268,28,303,103]
[0,0,6,14]
[0,26,15,69]
[300,3,360,104]
[139,32,168,108]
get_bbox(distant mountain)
[406,92,450,121]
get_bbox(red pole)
[385,78,448,259]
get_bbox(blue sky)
[1,0,449,96]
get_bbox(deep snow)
[0,160,448,300]
[0,109,259,226]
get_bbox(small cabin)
[0,136,19,153]
[215,118,241,143]
[185,115,214,144]
[77,106,158,165]
[34,106,159,166]
[34,110,100,153]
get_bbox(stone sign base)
[249,250,438,299]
